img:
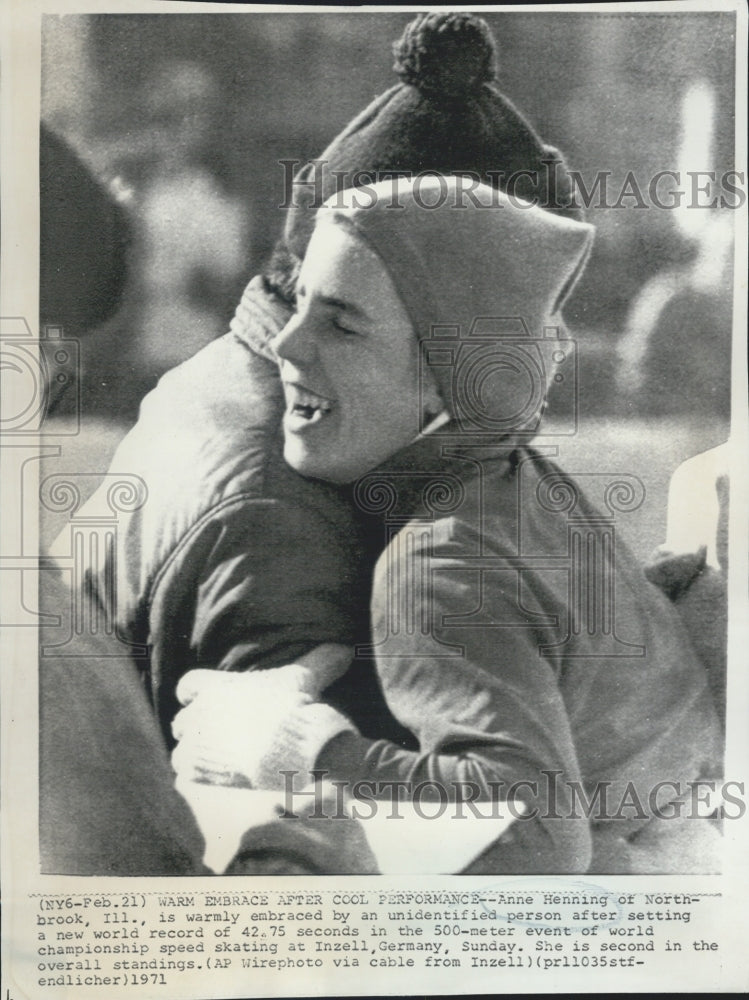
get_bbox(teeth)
[291,386,332,413]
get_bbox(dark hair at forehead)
[261,238,302,307]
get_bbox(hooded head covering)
[281,12,581,266]
[315,176,593,436]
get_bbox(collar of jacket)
[350,423,520,524]
[228,274,292,363]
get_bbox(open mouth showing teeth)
[289,386,333,423]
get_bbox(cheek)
[385,351,421,410]
[373,374,422,442]
[326,342,420,429]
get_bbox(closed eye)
[332,318,359,336]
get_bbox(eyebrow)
[299,286,372,323]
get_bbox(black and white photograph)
[1,1,747,996]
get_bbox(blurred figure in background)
[135,61,250,372]
[616,81,733,420]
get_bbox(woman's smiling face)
[274,219,433,484]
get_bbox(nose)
[273,312,316,367]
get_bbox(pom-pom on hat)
[393,10,498,95]
[283,12,580,259]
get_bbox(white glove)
[171,643,357,790]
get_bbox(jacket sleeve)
[147,493,364,739]
[318,522,592,874]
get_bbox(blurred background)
[39,10,738,559]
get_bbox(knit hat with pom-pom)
[283,12,581,258]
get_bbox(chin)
[284,440,369,486]
[282,440,338,484]
[283,439,315,475]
